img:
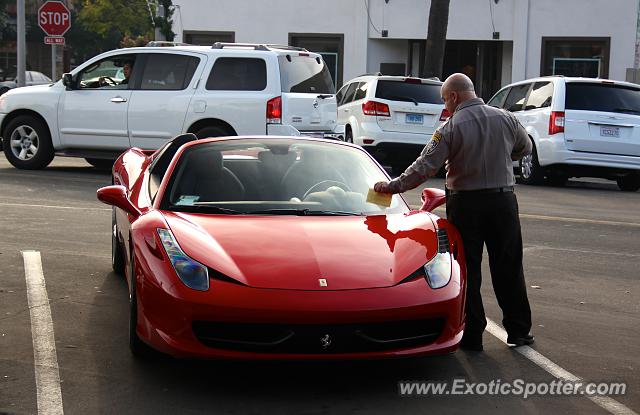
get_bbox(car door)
[337,82,358,125]
[128,52,206,150]
[58,54,137,150]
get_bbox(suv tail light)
[266,96,282,124]
[362,101,390,117]
[549,111,565,135]
[439,108,451,121]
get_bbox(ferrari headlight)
[157,228,209,291]
[424,253,452,289]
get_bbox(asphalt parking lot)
[0,154,638,415]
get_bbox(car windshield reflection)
[162,139,408,216]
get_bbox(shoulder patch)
[425,130,442,155]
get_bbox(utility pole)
[634,0,640,83]
[17,0,26,87]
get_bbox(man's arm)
[375,124,451,194]
[509,114,532,160]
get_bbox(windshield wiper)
[247,208,360,216]
[613,107,640,114]
[172,205,244,215]
[387,95,419,106]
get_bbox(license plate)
[600,126,620,138]
[405,113,424,124]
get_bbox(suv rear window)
[278,55,334,94]
[565,83,640,115]
[206,58,267,91]
[374,81,442,104]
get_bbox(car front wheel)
[617,173,640,192]
[3,115,54,169]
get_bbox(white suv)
[488,76,640,191]
[336,75,446,174]
[0,43,339,169]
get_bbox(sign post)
[37,1,71,80]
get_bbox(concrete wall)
[174,0,639,84]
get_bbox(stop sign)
[38,1,71,37]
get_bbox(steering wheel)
[99,76,117,87]
[303,180,351,200]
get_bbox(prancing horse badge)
[319,278,328,287]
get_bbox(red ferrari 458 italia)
[97,134,466,359]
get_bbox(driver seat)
[280,148,347,200]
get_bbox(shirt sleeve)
[387,122,451,193]
[509,113,532,160]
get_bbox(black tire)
[518,142,545,185]
[85,158,115,170]
[2,115,54,170]
[194,125,233,139]
[617,173,640,192]
[129,256,152,357]
[345,127,353,143]
[111,208,125,274]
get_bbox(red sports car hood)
[162,211,439,290]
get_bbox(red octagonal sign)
[38,1,71,37]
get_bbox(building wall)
[174,0,639,85]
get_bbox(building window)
[184,31,235,46]
[541,37,610,78]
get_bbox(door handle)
[111,97,127,103]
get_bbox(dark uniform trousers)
[446,190,532,342]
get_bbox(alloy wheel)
[9,125,39,161]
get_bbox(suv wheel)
[195,125,233,139]
[3,115,54,170]
[616,173,640,192]
[518,144,544,185]
[345,127,353,143]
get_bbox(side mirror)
[97,185,141,218]
[62,73,74,89]
[420,188,446,212]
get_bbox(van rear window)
[374,81,442,104]
[565,83,640,115]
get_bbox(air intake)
[437,229,450,253]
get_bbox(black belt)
[446,186,514,196]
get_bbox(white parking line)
[22,250,64,415]
[486,318,637,415]
[0,202,109,211]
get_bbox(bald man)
[374,73,533,352]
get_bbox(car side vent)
[437,229,450,253]
[209,268,245,286]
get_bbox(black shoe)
[507,333,535,347]
[459,340,484,352]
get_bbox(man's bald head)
[441,73,477,113]
[442,73,476,94]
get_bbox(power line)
[363,0,382,34]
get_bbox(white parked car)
[0,43,340,170]
[488,76,640,191]
[0,71,53,95]
[336,74,446,174]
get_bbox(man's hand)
[374,181,393,193]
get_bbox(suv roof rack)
[357,72,383,77]
[211,42,308,52]
[146,41,191,47]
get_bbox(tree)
[422,0,450,80]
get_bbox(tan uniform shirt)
[387,98,532,193]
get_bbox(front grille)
[192,318,445,354]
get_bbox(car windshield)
[161,139,408,216]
